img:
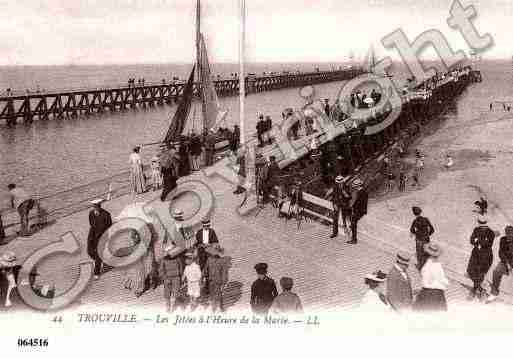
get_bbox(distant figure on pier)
[7,184,35,237]
[324,99,330,117]
[129,146,146,195]
[189,132,202,171]
[150,156,163,191]
[87,199,112,279]
[489,102,492,111]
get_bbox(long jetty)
[0,68,364,126]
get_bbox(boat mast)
[239,0,246,145]
[196,0,205,134]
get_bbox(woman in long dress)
[413,243,449,312]
[129,146,146,194]
[466,216,495,300]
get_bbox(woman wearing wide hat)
[360,270,390,312]
[413,243,449,312]
[466,215,495,300]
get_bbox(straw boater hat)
[396,252,411,266]
[173,209,184,219]
[151,156,159,162]
[202,218,211,226]
[423,243,442,257]
[352,178,364,188]
[90,198,105,206]
[364,270,387,283]
[335,175,345,184]
[0,251,17,268]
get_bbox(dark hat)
[254,262,268,274]
[505,225,513,237]
[202,218,211,226]
[412,206,422,215]
[280,277,294,290]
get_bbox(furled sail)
[163,65,196,144]
[198,33,227,132]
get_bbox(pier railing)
[0,68,365,126]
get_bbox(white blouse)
[421,258,449,290]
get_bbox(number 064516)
[17,338,48,347]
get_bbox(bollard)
[107,183,113,201]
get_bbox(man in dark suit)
[409,206,435,270]
[348,179,368,244]
[256,115,265,147]
[326,175,352,239]
[386,252,413,312]
[87,199,112,279]
[195,218,219,271]
[250,263,278,315]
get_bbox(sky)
[0,0,511,65]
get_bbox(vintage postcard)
[0,0,512,356]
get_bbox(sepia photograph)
[0,0,512,356]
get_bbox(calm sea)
[0,60,509,204]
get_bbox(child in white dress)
[183,252,202,311]
[150,156,163,191]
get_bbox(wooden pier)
[0,68,364,126]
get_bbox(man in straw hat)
[87,198,112,279]
[488,225,513,303]
[250,262,278,315]
[326,174,352,239]
[159,242,185,312]
[348,178,368,244]
[195,218,219,272]
[410,206,435,270]
[204,244,231,312]
[386,252,413,312]
[413,243,449,312]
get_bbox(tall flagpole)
[239,0,245,145]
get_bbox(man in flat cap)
[270,277,303,314]
[250,263,278,315]
[386,252,413,312]
[409,206,435,270]
[87,199,112,279]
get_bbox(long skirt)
[466,248,493,284]
[129,166,146,194]
[413,288,447,312]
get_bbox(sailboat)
[163,0,228,146]
[364,45,392,78]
